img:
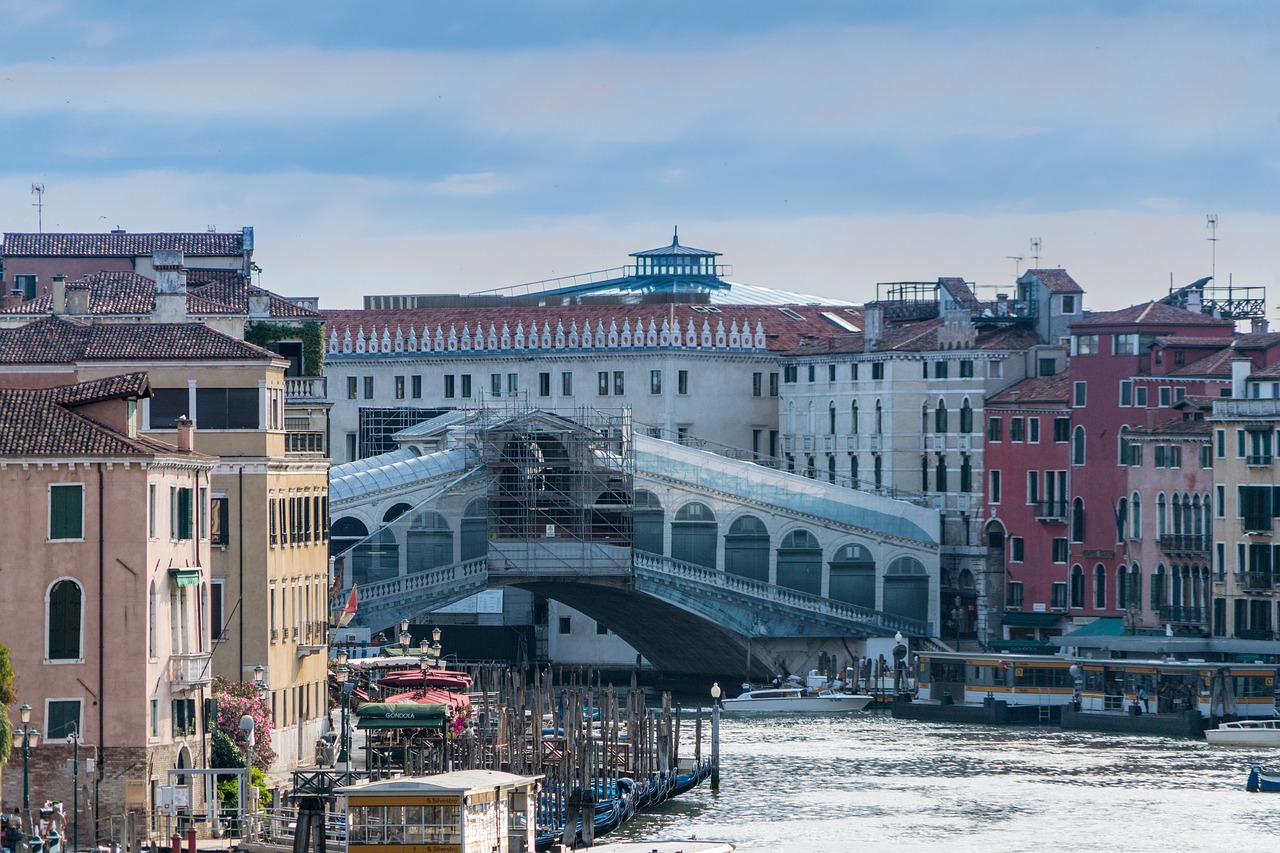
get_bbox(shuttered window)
[49,484,84,540]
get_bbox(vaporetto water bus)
[906,651,1280,736]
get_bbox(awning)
[987,639,1057,654]
[1060,617,1127,637]
[1000,612,1063,627]
[355,701,447,730]
[168,568,201,587]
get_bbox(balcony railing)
[285,376,328,400]
[1240,572,1276,591]
[1158,534,1210,555]
[1247,454,1274,467]
[287,430,327,454]
[1159,605,1206,627]
[169,653,213,690]
[1244,515,1274,534]
[1033,500,1068,522]
[1237,628,1275,641]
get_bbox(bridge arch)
[634,490,664,554]
[672,501,717,568]
[406,510,453,573]
[777,529,821,595]
[354,528,399,586]
[829,542,875,608]
[461,498,488,561]
[724,514,769,582]
[382,502,413,523]
[331,516,369,557]
[883,556,928,622]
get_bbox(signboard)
[1082,549,1116,558]
[436,590,504,615]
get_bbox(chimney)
[67,283,90,315]
[1253,317,1269,334]
[248,289,271,317]
[1231,357,1252,399]
[1185,287,1203,315]
[152,250,187,323]
[51,274,67,314]
[176,416,194,452]
[863,304,884,352]
[996,293,1009,316]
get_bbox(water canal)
[610,711,1280,852]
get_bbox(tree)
[0,644,15,766]
[211,676,276,770]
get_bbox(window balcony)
[1247,454,1274,467]
[286,430,327,455]
[1157,534,1210,555]
[1033,501,1068,522]
[1243,515,1274,535]
[169,653,213,691]
[1240,572,1276,592]
[1158,605,1206,627]
[284,376,328,401]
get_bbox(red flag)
[338,584,358,627]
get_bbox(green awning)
[355,702,446,730]
[987,639,1057,653]
[1060,617,1126,637]
[1000,612,1063,627]
[168,569,201,587]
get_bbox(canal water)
[609,711,1280,852]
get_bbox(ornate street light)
[398,619,412,650]
[252,664,268,697]
[11,702,41,810]
[335,653,351,765]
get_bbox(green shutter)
[50,484,84,540]
[178,488,193,539]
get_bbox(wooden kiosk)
[337,770,541,853]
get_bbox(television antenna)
[31,184,46,232]
[1006,255,1023,280]
[1206,214,1218,282]
[1030,238,1041,268]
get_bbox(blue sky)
[2,1,1279,310]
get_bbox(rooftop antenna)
[1030,238,1041,268]
[672,225,679,246]
[1206,214,1218,282]
[31,183,45,233]
[1006,255,1023,280]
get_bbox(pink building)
[0,375,215,839]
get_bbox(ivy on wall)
[245,321,324,376]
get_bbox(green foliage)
[0,644,15,766]
[211,676,277,770]
[245,321,325,376]
[210,728,242,769]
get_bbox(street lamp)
[11,703,40,810]
[240,713,257,828]
[335,651,351,766]
[709,684,721,790]
[252,664,267,696]
[67,723,82,853]
[399,619,412,651]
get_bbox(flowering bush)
[212,676,277,770]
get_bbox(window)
[598,372,609,395]
[1216,428,1226,458]
[596,621,609,636]
[14,274,37,300]
[1026,471,1040,505]
[411,375,422,399]
[1135,385,1148,407]
[461,374,472,398]
[960,455,972,492]
[1009,417,1025,442]
[1051,582,1068,610]
[960,360,974,378]
[346,376,357,400]
[363,376,374,399]
[394,376,405,399]
[561,371,573,396]
[1061,294,1077,314]
[538,372,551,397]
[211,496,228,546]
[752,372,763,397]
[50,484,84,541]
[1010,537,1025,562]
[1200,444,1212,469]
[783,365,798,383]
[1052,538,1069,563]
[1072,426,1086,465]
[1070,565,1085,608]
[210,578,224,641]
[171,487,193,540]
[490,373,502,396]
[1159,386,1172,407]
[149,388,188,429]
[935,402,948,433]
[507,373,518,394]
[1073,382,1087,407]
[558,617,571,634]
[989,361,1004,378]
[1038,357,1055,377]
[871,362,884,381]
[48,579,83,660]
[829,364,837,381]
[960,401,973,433]
[649,370,662,395]
[987,417,1003,442]
[769,373,779,396]
[443,375,455,399]
[46,699,82,740]
[1028,418,1040,444]
[1006,582,1024,608]
[1119,380,1132,407]
[935,455,948,491]
[1113,333,1139,355]
[1094,564,1107,609]
[934,361,949,379]
[989,470,1001,504]
[196,388,260,429]
[1073,334,1098,355]
[1216,484,1225,518]
[1054,417,1070,443]
[149,484,157,539]
[172,698,197,737]
[808,364,816,383]
[613,371,625,395]
[678,370,689,395]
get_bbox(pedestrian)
[1138,685,1149,714]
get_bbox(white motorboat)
[1205,718,1280,747]
[720,685,873,714]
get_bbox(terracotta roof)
[785,313,1045,356]
[939,277,982,310]
[1071,301,1234,330]
[0,271,242,317]
[1020,269,1083,295]
[0,316,279,363]
[1154,332,1280,350]
[2,231,245,257]
[1168,348,1241,378]
[189,278,323,319]
[0,373,202,457]
[986,372,1073,406]
[1129,415,1212,438]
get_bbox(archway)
[672,502,717,568]
[633,490,664,555]
[884,556,929,623]
[461,498,488,561]
[829,543,874,608]
[777,529,821,595]
[724,515,769,582]
[406,511,453,573]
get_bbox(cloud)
[429,172,510,195]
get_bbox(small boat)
[720,685,873,714]
[1205,718,1280,747]
[1248,764,1280,792]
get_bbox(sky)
[2,1,1279,312]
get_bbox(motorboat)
[1205,718,1280,747]
[1247,764,1280,792]
[720,684,873,714]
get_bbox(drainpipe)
[238,468,245,676]
[96,463,106,840]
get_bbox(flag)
[338,584,358,628]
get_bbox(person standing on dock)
[1138,686,1149,714]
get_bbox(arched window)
[935,400,949,433]
[1071,498,1085,543]
[960,455,973,493]
[1156,493,1167,538]
[406,511,453,573]
[724,515,769,582]
[633,490,665,555]
[827,455,837,483]
[672,502,717,569]
[48,578,83,661]
[829,403,837,435]
[935,455,948,492]
[806,401,816,434]
[461,497,489,561]
[1116,498,1128,543]
[382,503,413,524]
[1171,494,1183,536]
[960,399,974,434]
[149,579,159,659]
[1192,494,1203,539]
[1151,564,1166,611]
[1070,565,1085,608]
[1094,564,1107,609]
[1072,426,1086,465]
[330,516,370,557]
[884,557,929,623]
[1118,425,1131,466]
[921,403,930,435]
[1131,492,1141,539]
[777,529,822,595]
[1130,563,1143,607]
[850,401,859,434]
[1117,565,1129,609]
[829,543,875,608]
[875,400,883,434]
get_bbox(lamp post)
[335,651,350,766]
[709,683,721,791]
[68,723,81,853]
[398,619,412,651]
[12,703,41,811]
[240,713,256,832]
